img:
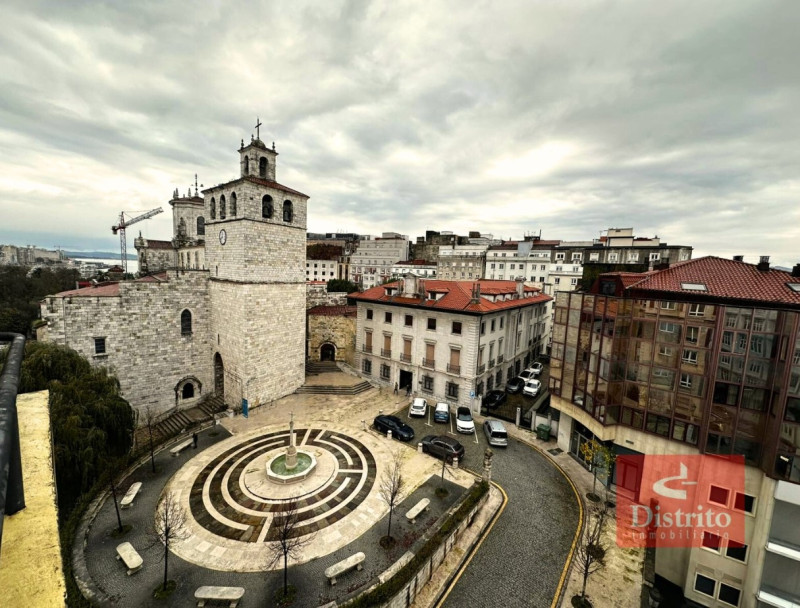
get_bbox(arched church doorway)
[214,353,224,397]
[320,343,336,361]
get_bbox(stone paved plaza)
[75,383,477,607]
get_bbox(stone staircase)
[295,381,373,395]
[135,394,228,449]
[305,361,340,375]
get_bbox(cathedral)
[40,130,309,421]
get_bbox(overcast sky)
[1,1,798,267]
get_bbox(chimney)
[418,278,426,299]
[470,282,481,304]
[403,273,418,297]
[792,263,800,278]
[757,256,770,272]
[516,277,525,298]
[733,255,744,262]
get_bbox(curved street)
[397,400,582,608]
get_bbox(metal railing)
[400,353,411,363]
[422,358,435,369]
[361,345,372,353]
[0,332,27,557]
[381,348,392,358]
[447,364,461,374]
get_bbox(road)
[399,398,580,608]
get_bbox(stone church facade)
[40,133,308,422]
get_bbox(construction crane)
[111,207,164,276]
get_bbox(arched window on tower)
[182,383,195,399]
[283,200,293,223]
[262,195,273,219]
[244,156,250,176]
[210,198,216,219]
[259,157,268,178]
[230,192,237,216]
[220,194,226,219]
[197,216,205,235]
[181,309,192,335]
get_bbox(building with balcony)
[390,259,437,279]
[349,232,409,288]
[437,243,489,281]
[548,255,800,607]
[351,275,551,408]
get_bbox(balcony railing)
[489,359,496,368]
[477,363,486,374]
[0,332,27,555]
[447,364,461,374]
[362,345,372,353]
[400,353,411,363]
[497,355,504,364]
[381,349,392,358]
[422,358,435,369]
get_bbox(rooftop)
[308,305,357,317]
[351,279,551,314]
[624,256,800,306]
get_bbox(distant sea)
[71,257,140,274]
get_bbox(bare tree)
[573,502,610,606]
[152,491,190,593]
[378,451,406,540]
[266,499,315,598]
[142,405,157,474]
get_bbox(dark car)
[506,377,525,394]
[374,414,415,441]
[483,390,507,409]
[421,435,465,463]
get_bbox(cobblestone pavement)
[78,387,475,608]
[398,402,581,608]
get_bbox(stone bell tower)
[203,122,308,409]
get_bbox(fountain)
[266,413,317,484]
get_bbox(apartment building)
[351,276,551,409]
[548,255,800,608]
[350,232,409,288]
[437,243,488,280]
[390,259,437,279]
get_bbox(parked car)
[529,362,544,375]
[455,406,475,434]
[409,397,428,417]
[483,390,507,409]
[433,402,450,423]
[483,419,509,447]
[523,379,542,397]
[519,369,536,381]
[374,415,415,441]
[506,377,525,394]
[421,435,465,462]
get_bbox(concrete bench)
[120,482,142,509]
[171,438,193,456]
[194,585,245,607]
[324,552,365,585]
[115,542,142,575]
[405,498,430,524]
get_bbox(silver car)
[483,419,508,447]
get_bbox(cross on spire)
[255,117,262,140]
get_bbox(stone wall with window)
[40,269,212,420]
[307,307,356,365]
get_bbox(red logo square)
[616,454,745,548]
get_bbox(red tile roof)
[52,272,169,297]
[351,279,551,314]
[627,256,800,306]
[308,305,357,317]
[141,239,173,250]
